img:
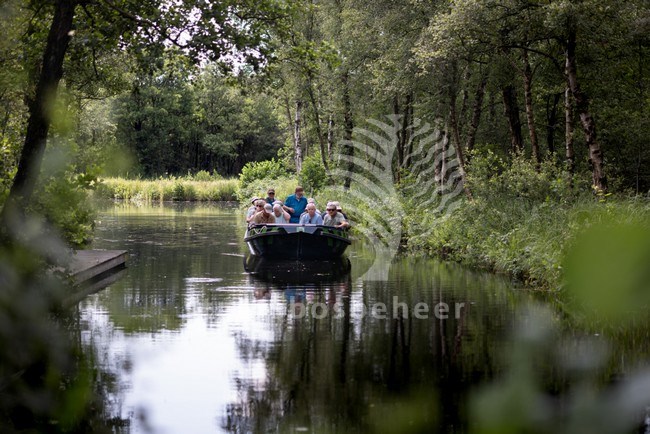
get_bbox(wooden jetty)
[68,250,128,286]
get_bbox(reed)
[95,177,239,202]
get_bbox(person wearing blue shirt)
[299,203,323,225]
[283,186,308,223]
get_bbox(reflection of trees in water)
[0,269,129,432]
[222,261,518,433]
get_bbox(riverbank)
[94,171,650,292]
[404,195,650,290]
[95,177,238,201]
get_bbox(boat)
[244,224,351,260]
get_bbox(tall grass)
[95,177,239,202]
[404,153,650,289]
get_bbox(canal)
[76,202,650,433]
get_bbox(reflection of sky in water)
[82,285,283,433]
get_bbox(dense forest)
[2,0,649,190]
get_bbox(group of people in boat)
[246,186,350,229]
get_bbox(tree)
[1,0,293,231]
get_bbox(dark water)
[79,203,650,433]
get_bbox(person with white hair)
[272,203,290,224]
[323,201,349,229]
[299,203,323,225]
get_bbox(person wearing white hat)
[323,202,349,229]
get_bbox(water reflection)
[80,203,526,433]
[77,203,650,433]
[244,255,352,284]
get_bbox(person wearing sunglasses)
[265,188,275,204]
[246,197,262,223]
[323,202,350,229]
[251,203,276,225]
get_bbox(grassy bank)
[406,196,650,290]
[402,154,650,290]
[95,176,239,201]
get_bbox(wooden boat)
[244,224,351,260]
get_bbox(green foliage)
[0,137,19,204]
[238,159,289,192]
[236,176,298,205]
[28,171,97,247]
[298,153,327,194]
[95,177,238,202]
[113,58,285,178]
[404,153,650,288]
[564,217,650,324]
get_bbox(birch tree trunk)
[342,71,354,190]
[564,86,575,175]
[294,100,303,174]
[327,114,334,161]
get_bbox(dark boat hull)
[245,224,350,260]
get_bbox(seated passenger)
[273,204,291,224]
[300,198,321,219]
[246,198,262,223]
[299,203,323,225]
[323,202,350,229]
[251,203,276,225]
[332,201,347,219]
[307,198,321,216]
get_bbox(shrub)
[193,170,212,181]
[239,159,289,191]
[237,176,298,205]
[29,170,97,246]
[299,153,327,195]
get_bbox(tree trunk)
[566,22,607,191]
[1,0,77,227]
[564,86,575,176]
[502,84,524,154]
[393,95,403,178]
[448,84,472,199]
[464,74,487,155]
[399,93,411,169]
[294,100,303,173]
[306,75,329,171]
[545,92,561,155]
[404,97,415,167]
[522,49,540,168]
[327,114,334,161]
[341,71,354,190]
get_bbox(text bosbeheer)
[288,296,466,320]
